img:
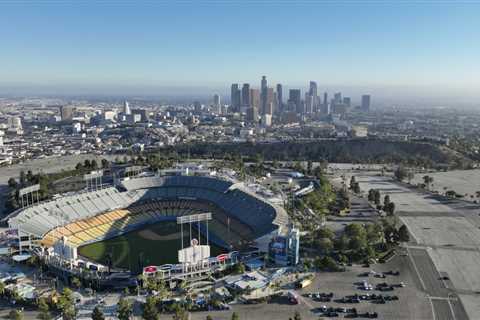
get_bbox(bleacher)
[121,175,281,238]
[8,187,135,239]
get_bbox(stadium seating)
[9,175,286,251]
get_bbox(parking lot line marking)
[447,294,457,320]
[429,297,437,320]
[407,247,426,291]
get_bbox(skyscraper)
[308,81,319,112]
[321,92,330,115]
[333,92,342,104]
[361,94,371,111]
[276,84,283,111]
[305,93,314,114]
[213,94,221,107]
[261,76,268,115]
[123,100,131,115]
[289,89,302,114]
[241,84,250,108]
[250,88,260,110]
[309,81,318,97]
[230,84,241,112]
[247,106,258,123]
[60,105,75,121]
[247,88,260,123]
[266,87,275,115]
[194,101,202,112]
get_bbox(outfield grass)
[77,221,224,273]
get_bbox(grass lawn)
[77,221,224,273]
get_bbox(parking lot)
[411,169,480,201]
[192,254,431,320]
[348,173,476,320]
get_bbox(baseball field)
[77,221,224,273]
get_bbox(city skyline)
[0,1,479,101]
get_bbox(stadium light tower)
[176,213,212,249]
[48,209,69,245]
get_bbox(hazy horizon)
[1,1,479,106]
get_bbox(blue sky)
[0,1,479,96]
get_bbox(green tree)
[75,162,83,171]
[231,312,240,320]
[62,306,76,320]
[234,263,246,274]
[334,235,349,252]
[445,190,456,198]
[307,160,313,175]
[101,159,109,169]
[19,170,26,186]
[315,256,338,271]
[9,310,23,320]
[394,166,407,181]
[91,160,98,170]
[315,227,335,240]
[293,310,302,320]
[10,288,22,302]
[349,176,356,189]
[92,306,105,320]
[398,225,410,242]
[117,297,133,320]
[71,277,81,289]
[385,202,396,216]
[142,296,159,320]
[383,195,390,207]
[349,236,367,251]
[366,223,383,244]
[368,189,375,202]
[384,224,399,245]
[316,238,333,254]
[206,316,213,320]
[423,175,434,190]
[353,182,361,194]
[344,223,366,239]
[8,177,18,189]
[57,288,76,320]
[0,281,5,296]
[374,190,381,205]
[37,297,52,320]
[172,305,189,320]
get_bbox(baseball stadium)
[6,172,289,276]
